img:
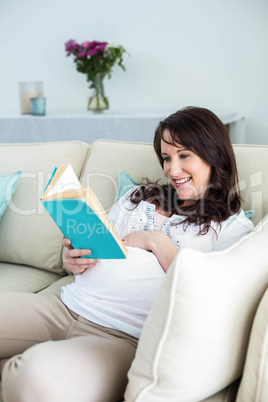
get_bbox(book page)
[43,164,81,199]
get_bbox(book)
[41,163,127,259]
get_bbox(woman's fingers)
[64,257,98,274]
[64,249,98,275]
[62,239,94,257]
[62,238,73,250]
[62,238,98,274]
[66,248,92,258]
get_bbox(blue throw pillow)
[245,210,255,220]
[0,171,22,219]
[115,171,138,203]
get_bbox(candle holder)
[19,82,43,114]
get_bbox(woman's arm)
[123,231,178,272]
[62,239,98,275]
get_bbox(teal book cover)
[42,198,126,259]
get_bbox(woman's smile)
[174,177,192,186]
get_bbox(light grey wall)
[0,0,267,144]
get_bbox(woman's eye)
[163,157,171,162]
[180,154,189,159]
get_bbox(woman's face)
[161,129,211,205]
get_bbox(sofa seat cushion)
[0,262,62,293]
[125,216,268,402]
[38,274,75,295]
[0,141,89,274]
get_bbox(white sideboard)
[0,110,245,144]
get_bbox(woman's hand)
[62,238,98,275]
[124,230,178,272]
[124,230,159,251]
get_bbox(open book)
[41,164,127,259]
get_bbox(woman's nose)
[170,160,183,176]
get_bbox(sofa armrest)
[236,287,268,402]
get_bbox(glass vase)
[88,73,109,112]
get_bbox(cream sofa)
[1,139,268,402]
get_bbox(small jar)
[30,97,46,116]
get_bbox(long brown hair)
[130,106,241,234]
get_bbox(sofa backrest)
[83,140,268,226]
[233,144,268,225]
[1,140,267,276]
[81,139,167,213]
[0,141,90,274]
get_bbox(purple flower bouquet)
[65,39,128,111]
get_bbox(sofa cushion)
[125,216,268,402]
[236,281,268,401]
[80,140,167,212]
[0,171,21,219]
[0,262,61,293]
[38,275,75,295]
[201,379,240,402]
[0,142,89,274]
[233,144,268,225]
